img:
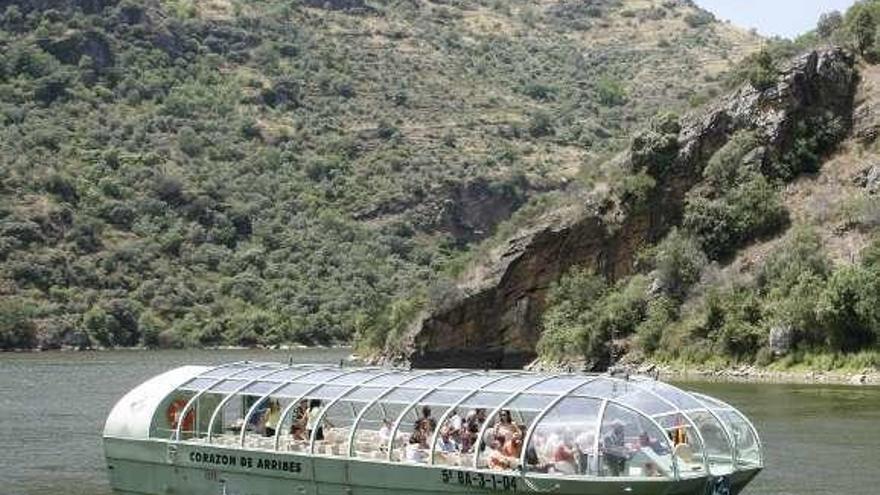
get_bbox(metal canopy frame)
[159,362,763,481]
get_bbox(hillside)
[391,2,880,373]
[0,0,762,350]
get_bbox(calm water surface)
[1,350,878,495]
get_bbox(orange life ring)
[167,399,195,432]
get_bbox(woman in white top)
[306,399,324,441]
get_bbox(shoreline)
[5,347,879,386]
[649,364,880,386]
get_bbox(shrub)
[0,299,36,350]
[817,266,880,352]
[652,228,708,299]
[702,131,759,188]
[746,49,776,91]
[684,173,787,259]
[596,76,627,107]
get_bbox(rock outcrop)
[395,48,858,369]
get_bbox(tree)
[851,6,876,55]
[747,49,776,90]
[817,266,880,352]
[818,11,843,39]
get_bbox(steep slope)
[396,48,858,369]
[0,0,761,349]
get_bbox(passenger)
[551,431,577,475]
[437,426,458,454]
[448,409,463,432]
[492,410,516,440]
[501,433,523,460]
[405,431,428,463]
[575,430,596,475]
[378,419,393,447]
[602,423,628,477]
[460,421,480,453]
[525,445,550,473]
[487,435,514,470]
[290,422,306,441]
[638,431,666,455]
[263,400,282,437]
[414,405,437,441]
[306,399,324,441]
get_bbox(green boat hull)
[105,438,759,495]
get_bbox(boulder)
[393,49,858,369]
[853,164,880,194]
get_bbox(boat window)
[689,411,734,475]
[636,381,704,410]
[277,399,311,453]
[718,410,761,468]
[350,388,422,460]
[311,386,392,457]
[597,404,673,479]
[200,364,251,378]
[404,372,468,389]
[439,375,503,391]
[572,378,633,399]
[327,370,385,386]
[483,376,541,393]
[475,394,555,471]
[528,376,591,394]
[150,389,197,438]
[525,397,601,476]
[261,366,322,382]
[655,413,706,478]
[292,370,347,385]
[615,389,675,416]
[241,394,294,451]
[388,387,473,463]
[178,377,218,392]
[431,391,508,467]
[390,402,440,463]
[178,389,224,442]
[210,385,278,448]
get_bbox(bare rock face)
[395,49,858,370]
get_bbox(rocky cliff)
[397,48,858,369]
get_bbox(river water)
[1,349,877,495]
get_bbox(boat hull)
[105,438,757,495]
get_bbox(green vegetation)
[0,0,753,350]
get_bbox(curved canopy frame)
[157,362,763,481]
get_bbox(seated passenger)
[551,432,577,475]
[290,423,306,441]
[460,421,480,453]
[405,431,428,463]
[263,400,282,437]
[378,419,393,447]
[492,410,522,443]
[437,426,458,453]
[415,405,437,436]
[525,445,551,473]
[638,431,667,455]
[487,436,516,471]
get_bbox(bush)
[702,131,759,188]
[684,173,787,258]
[652,228,708,299]
[596,76,627,107]
[817,266,880,352]
[746,49,776,91]
[0,300,36,350]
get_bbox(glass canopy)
[150,362,762,481]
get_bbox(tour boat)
[103,362,763,495]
